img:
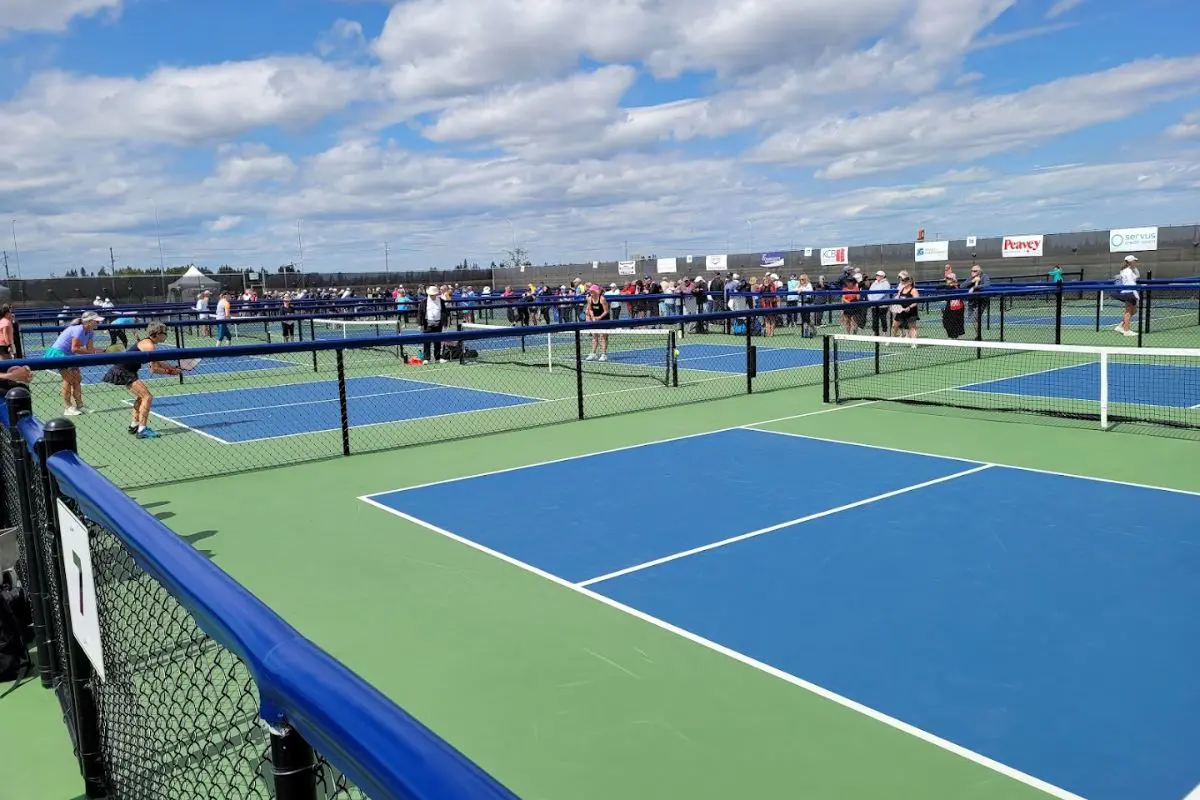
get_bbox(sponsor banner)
[617,260,636,276]
[705,254,727,271]
[820,246,849,267]
[657,257,678,274]
[965,236,977,248]
[803,248,813,258]
[761,252,785,269]
[1109,226,1158,253]
[685,255,694,264]
[1002,234,1044,258]
[591,261,599,269]
[914,240,949,262]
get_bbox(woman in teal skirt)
[42,311,104,416]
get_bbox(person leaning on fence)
[43,310,104,416]
[101,321,182,440]
[418,285,448,364]
[0,305,13,359]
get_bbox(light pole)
[10,220,21,279]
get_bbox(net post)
[831,337,841,403]
[821,335,830,403]
[1094,289,1101,332]
[1054,283,1063,345]
[270,724,318,800]
[310,320,319,372]
[40,419,109,799]
[873,338,880,374]
[574,330,584,420]
[1099,350,1109,429]
[335,349,351,456]
[5,387,55,688]
[744,315,754,394]
[175,325,185,385]
[1137,292,1144,347]
[669,330,679,388]
[1144,279,1153,334]
[12,319,23,358]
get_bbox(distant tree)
[98,267,108,276]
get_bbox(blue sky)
[0,0,1198,275]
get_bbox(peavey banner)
[705,254,728,271]
[617,260,636,276]
[760,252,785,269]
[1109,227,1158,253]
[1002,234,1044,258]
[820,247,848,267]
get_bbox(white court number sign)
[57,499,106,681]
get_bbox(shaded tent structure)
[166,267,220,301]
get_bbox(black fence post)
[821,335,830,403]
[270,725,318,800]
[744,315,754,394]
[40,419,108,799]
[310,320,318,372]
[574,330,584,420]
[4,387,55,688]
[1094,289,1101,332]
[669,330,679,388]
[175,326,185,385]
[1054,283,1063,345]
[335,349,351,456]
[12,320,24,359]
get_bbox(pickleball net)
[825,333,1200,432]
[311,317,409,358]
[459,322,676,385]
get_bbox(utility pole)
[385,241,390,274]
[109,247,117,295]
[2,251,9,281]
[10,220,20,279]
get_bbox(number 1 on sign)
[73,551,84,616]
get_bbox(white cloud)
[204,144,297,188]
[1166,111,1200,140]
[1045,0,1084,18]
[3,57,373,150]
[208,215,244,233]
[750,56,1200,177]
[0,0,120,34]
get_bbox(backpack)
[0,569,32,682]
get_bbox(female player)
[584,283,610,361]
[279,295,296,342]
[1113,255,1140,337]
[891,271,921,344]
[101,322,184,439]
[43,311,104,416]
[0,304,14,359]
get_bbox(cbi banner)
[914,240,949,262]
[820,247,848,267]
[1002,234,1044,258]
[705,254,728,271]
[1109,227,1158,253]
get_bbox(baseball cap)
[876,270,886,276]
[1124,255,1139,263]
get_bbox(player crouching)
[101,322,184,439]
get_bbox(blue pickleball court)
[362,428,1200,800]
[963,361,1200,408]
[144,376,540,443]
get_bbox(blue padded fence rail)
[43,448,519,800]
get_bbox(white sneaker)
[1113,324,1126,333]
[585,353,596,361]
[437,358,449,364]
[598,354,607,361]
[78,406,93,414]
[1122,329,1137,337]
[63,406,82,416]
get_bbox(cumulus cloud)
[1166,111,1200,140]
[750,56,1200,177]
[0,0,120,34]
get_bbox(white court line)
[163,385,448,419]
[742,427,1200,498]
[1183,780,1200,800]
[576,465,994,587]
[357,496,1082,800]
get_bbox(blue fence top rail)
[3,285,1075,372]
[43,448,519,800]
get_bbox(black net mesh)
[53,493,376,799]
[2,434,28,589]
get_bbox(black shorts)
[101,367,139,387]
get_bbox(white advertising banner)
[656,257,678,274]
[914,241,949,262]
[705,254,727,271]
[803,248,813,258]
[1109,227,1158,253]
[1002,234,1044,258]
[966,236,977,248]
[819,246,849,267]
[617,260,636,276]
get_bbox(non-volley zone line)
[363,428,1200,800]
[137,376,544,443]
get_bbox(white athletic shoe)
[585,353,596,361]
[1122,329,1137,337]
[598,354,607,361]
[63,407,82,416]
